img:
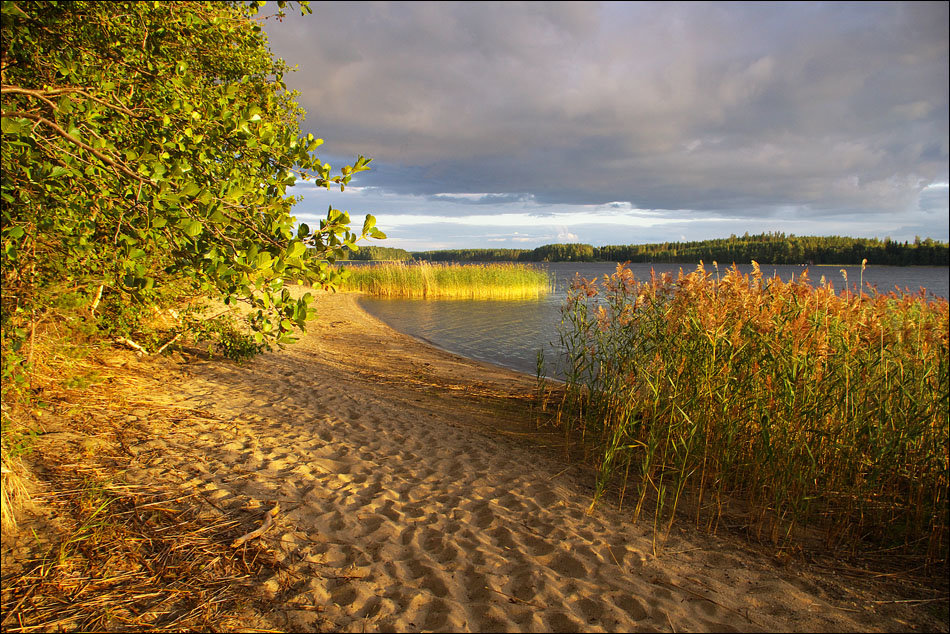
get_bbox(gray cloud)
[263,1,948,236]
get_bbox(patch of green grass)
[340,262,552,299]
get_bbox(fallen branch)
[89,284,104,317]
[114,337,148,354]
[153,333,182,356]
[113,332,181,356]
[485,586,544,609]
[231,504,279,548]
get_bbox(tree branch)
[1,84,141,117]
[1,110,155,185]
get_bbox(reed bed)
[554,262,949,565]
[339,262,551,299]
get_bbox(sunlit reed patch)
[339,262,552,300]
[554,261,948,564]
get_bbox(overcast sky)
[262,1,949,251]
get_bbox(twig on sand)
[653,576,760,626]
[486,586,545,609]
[871,597,949,605]
[231,503,280,548]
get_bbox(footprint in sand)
[546,551,589,579]
[520,533,556,557]
[488,525,519,551]
[470,502,495,529]
[356,514,386,538]
[419,569,451,598]
[609,591,650,621]
[418,527,444,552]
[377,500,402,522]
[458,566,493,603]
[544,609,586,633]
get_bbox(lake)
[356,262,950,379]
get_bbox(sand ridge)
[116,290,936,632]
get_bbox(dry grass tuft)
[1,315,292,632]
[1,455,30,534]
[1,464,285,633]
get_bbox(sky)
[261,1,949,252]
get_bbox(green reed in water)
[553,261,948,564]
[339,262,551,299]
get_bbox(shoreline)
[5,289,946,632]
[352,294,569,385]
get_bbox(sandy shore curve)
[110,289,942,632]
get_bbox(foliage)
[597,232,949,266]
[179,310,263,362]
[524,243,596,262]
[414,248,528,262]
[410,234,948,265]
[413,244,596,262]
[343,245,412,261]
[556,262,949,564]
[340,262,551,299]
[0,0,384,377]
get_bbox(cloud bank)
[264,2,948,249]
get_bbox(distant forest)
[342,233,949,266]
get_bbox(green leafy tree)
[1,0,384,374]
[344,245,412,261]
[596,234,948,265]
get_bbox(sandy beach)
[8,288,945,632]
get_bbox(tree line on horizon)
[342,233,949,266]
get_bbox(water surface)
[357,262,949,379]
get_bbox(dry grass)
[1,454,29,534]
[0,315,294,632]
[553,261,949,568]
[1,473,283,633]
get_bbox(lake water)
[356,262,949,379]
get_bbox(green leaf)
[1,118,27,135]
[255,252,272,268]
[183,220,203,237]
[362,214,376,234]
[286,241,306,259]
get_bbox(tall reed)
[556,262,949,564]
[339,262,551,300]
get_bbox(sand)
[100,289,943,632]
